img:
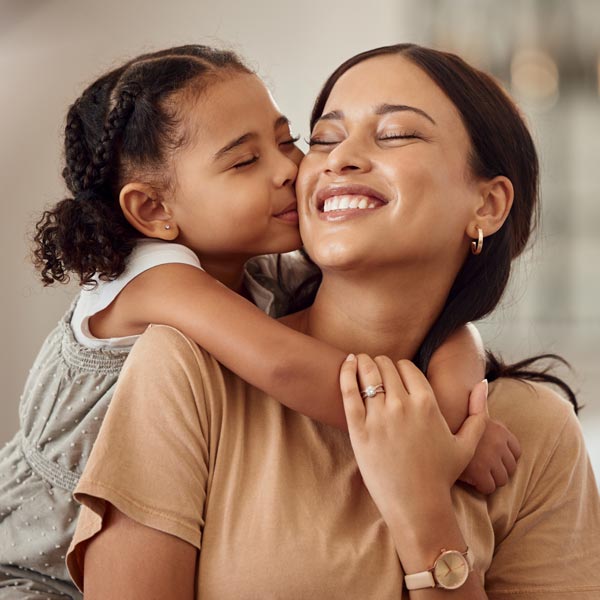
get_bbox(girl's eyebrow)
[213,115,292,161]
[317,104,436,125]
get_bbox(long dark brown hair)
[307,43,578,412]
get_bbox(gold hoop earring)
[471,227,483,255]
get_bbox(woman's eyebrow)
[375,103,436,125]
[317,105,436,125]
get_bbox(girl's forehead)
[181,73,286,154]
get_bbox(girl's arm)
[91,262,479,432]
[83,503,196,600]
[91,262,349,428]
[428,325,522,494]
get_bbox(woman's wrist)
[385,489,467,574]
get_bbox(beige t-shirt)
[67,325,600,598]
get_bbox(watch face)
[433,550,469,590]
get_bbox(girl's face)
[168,73,303,261]
[297,54,481,275]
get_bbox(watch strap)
[405,570,436,590]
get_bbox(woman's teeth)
[322,195,379,213]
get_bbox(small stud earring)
[471,227,483,255]
[164,224,171,230]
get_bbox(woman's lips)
[315,184,388,220]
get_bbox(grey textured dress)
[0,308,128,598]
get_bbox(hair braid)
[62,104,94,195]
[82,86,140,191]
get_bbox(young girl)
[0,45,518,598]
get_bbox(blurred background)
[1,0,599,480]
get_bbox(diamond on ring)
[360,384,385,399]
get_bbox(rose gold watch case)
[432,549,470,590]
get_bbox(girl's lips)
[273,202,299,224]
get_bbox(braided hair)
[33,45,251,286]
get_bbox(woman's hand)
[340,353,488,524]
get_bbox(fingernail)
[482,378,489,396]
[346,353,356,362]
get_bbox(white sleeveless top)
[70,240,318,349]
[71,239,202,349]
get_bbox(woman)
[67,45,600,598]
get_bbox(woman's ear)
[119,183,179,240]
[467,176,514,240]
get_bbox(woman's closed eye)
[307,131,422,148]
[378,131,421,141]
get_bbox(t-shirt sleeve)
[66,325,215,590]
[485,387,600,599]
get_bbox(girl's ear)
[466,175,514,240]
[119,183,179,240]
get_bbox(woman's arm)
[83,504,196,600]
[340,354,488,599]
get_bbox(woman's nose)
[325,138,372,175]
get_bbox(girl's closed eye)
[279,134,300,148]
[232,154,259,169]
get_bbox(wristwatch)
[404,547,473,591]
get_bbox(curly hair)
[33,45,251,287]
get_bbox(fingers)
[373,356,407,401]
[502,448,518,478]
[469,379,489,416]
[507,431,522,461]
[395,359,434,398]
[490,463,509,488]
[474,472,496,495]
[339,354,365,427]
[355,354,386,415]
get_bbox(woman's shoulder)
[488,377,588,487]
[488,376,576,430]
[126,324,241,394]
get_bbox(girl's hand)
[459,417,521,494]
[340,353,488,523]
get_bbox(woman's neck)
[197,255,247,294]
[300,264,456,362]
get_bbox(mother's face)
[297,54,482,274]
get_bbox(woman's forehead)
[323,54,457,124]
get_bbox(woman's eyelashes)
[307,131,422,148]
